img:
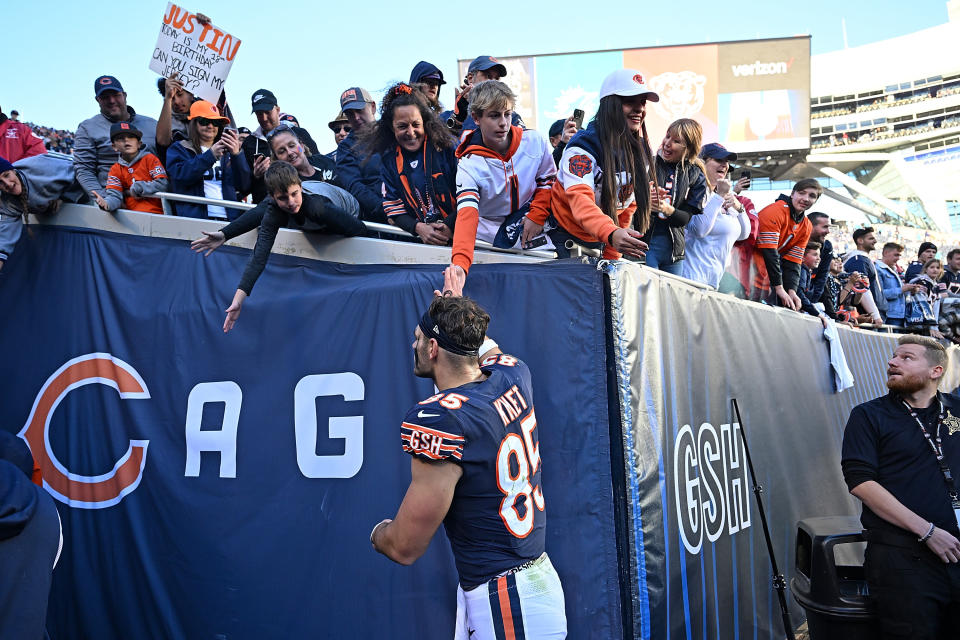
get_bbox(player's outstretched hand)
[223,289,247,333]
[434,265,466,298]
[191,230,226,256]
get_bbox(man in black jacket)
[240,89,318,203]
[842,335,960,637]
[806,211,834,310]
[905,242,938,281]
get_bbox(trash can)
[791,516,879,640]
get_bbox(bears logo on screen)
[649,71,707,120]
[568,154,593,178]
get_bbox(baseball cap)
[189,100,229,122]
[109,121,143,141]
[279,113,300,127]
[250,89,278,113]
[94,75,124,97]
[919,241,938,256]
[599,69,659,102]
[468,56,507,77]
[340,87,374,112]
[700,142,738,162]
[549,119,566,138]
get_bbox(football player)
[371,266,567,639]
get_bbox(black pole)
[732,398,796,640]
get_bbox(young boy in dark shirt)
[223,161,366,332]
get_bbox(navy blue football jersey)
[400,353,546,588]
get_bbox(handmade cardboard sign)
[149,3,241,104]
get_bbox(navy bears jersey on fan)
[400,353,545,588]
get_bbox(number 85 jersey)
[401,353,546,589]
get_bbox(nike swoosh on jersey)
[418,410,442,418]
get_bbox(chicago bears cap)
[340,87,374,112]
[251,89,278,113]
[279,113,300,127]
[468,56,507,77]
[599,69,659,102]
[700,143,738,162]
[94,75,124,97]
[109,121,143,140]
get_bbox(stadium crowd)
[1,52,959,340]
[28,125,75,155]
[810,79,960,120]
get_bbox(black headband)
[419,311,479,357]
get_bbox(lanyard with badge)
[903,398,960,529]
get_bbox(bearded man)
[841,334,960,639]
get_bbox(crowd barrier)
[2,206,958,639]
[606,262,959,638]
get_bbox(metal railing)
[155,192,557,259]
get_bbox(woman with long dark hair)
[525,69,657,260]
[362,83,458,245]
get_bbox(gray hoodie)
[74,106,158,197]
[101,148,169,211]
[0,153,84,261]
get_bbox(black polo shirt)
[842,392,960,537]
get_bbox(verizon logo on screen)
[731,59,793,77]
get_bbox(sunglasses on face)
[332,125,351,134]
[196,118,221,127]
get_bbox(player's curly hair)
[429,296,490,354]
[361,83,455,155]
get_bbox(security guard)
[842,334,960,638]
